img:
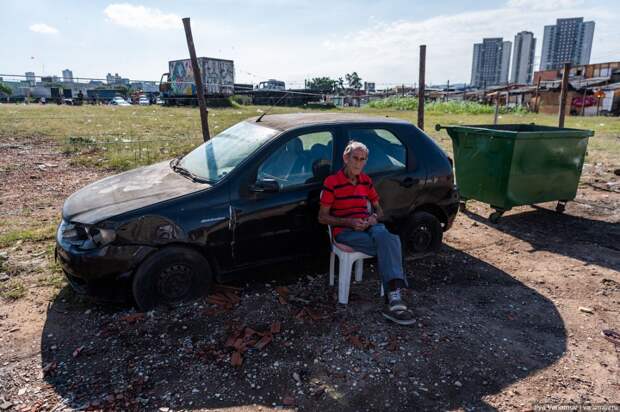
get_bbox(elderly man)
[318,141,414,325]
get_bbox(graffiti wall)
[204,59,235,96]
[168,58,235,97]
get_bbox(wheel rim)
[156,264,193,301]
[410,224,432,252]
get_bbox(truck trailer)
[159,57,235,106]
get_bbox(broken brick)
[271,321,281,334]
[120,313,145,323]
[255,334,273,350]
[231,351,243,367]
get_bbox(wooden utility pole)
[558,62,570,128]
[581,87,587,116]
[182,17,210,142]
[493,92,500,125]
[533,76,541,113]
[418,45,426,130]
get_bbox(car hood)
[63,160,210,224]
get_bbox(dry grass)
[0,104,618,170]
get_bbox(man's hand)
[366,213,379,227]
[349,218,369,231]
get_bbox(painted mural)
[168,58,234,97]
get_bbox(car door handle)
[400,177,419,188]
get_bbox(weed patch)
[0,224,57,248]
[0,278,26,300]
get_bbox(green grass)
[0,224,57,248]
[0,103,618,170]
[0,278,26,300]
[368,97,528,115]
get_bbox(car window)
[346,128,406,174]
[257,131,334,189]
[179,121,278,183]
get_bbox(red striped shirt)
[320,169,380,237]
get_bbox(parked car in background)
[56,113,459,310]
[156,97,164,105]
[138,96,150,106]
[109,96,131,106]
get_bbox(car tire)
[400,211,443,257]
[132,246,213,311]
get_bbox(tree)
[336,77,345,93]
[345,72,362,91]
[306,77,337,94]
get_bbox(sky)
[1,0,619,88]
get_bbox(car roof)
[246,112,410,132]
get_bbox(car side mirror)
[250,179,280,193]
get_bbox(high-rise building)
[511,31,536,84]
[62,69,73,83]
[470,38,512,88]
[540,17,595,71]
[25,72,36,86]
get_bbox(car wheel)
[132,246,213,311]
[400,211,443,257]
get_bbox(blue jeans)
[335,223,407,292]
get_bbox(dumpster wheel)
[555,201,567,214]
[489,211,504,224]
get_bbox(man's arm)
[318,205,367,231]
[366,201,384,226]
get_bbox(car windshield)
[178,121,278,183]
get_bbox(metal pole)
[182,17,210,142]
[417,45,426,130]
[558,62,570,128]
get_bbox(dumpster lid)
[436,123,594,139]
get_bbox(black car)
[56,113,459,310]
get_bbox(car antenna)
[256,91,291,122]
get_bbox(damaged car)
[56,113,459,310]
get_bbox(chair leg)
[354,259,363,282]
[338,255,352,304]
[329,252,335,286]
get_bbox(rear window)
[346,128,406,174]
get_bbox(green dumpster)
[435,124,594,223]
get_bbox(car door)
[342,125,426,220]
[230,127,336,267]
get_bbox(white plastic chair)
[328,225,384,304]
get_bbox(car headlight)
[61,221,116,249]
[87,227,116,248]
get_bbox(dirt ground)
[0,136,619,411]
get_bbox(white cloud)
[103,3,180,30]
[318,0,619,85]
[507,0,585,11]
[29,23,59,34]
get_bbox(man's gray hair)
[343,141,369,157]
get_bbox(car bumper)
[55,222,155,299]
[442,186,460,231]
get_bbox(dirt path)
[0,138,618,411]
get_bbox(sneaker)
[387,289,407,311]
[382,289,415,325]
